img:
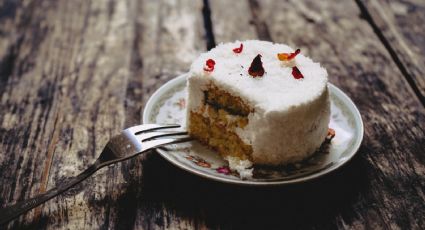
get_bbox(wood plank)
[0,0,86,229]
[128,0,207,229]
[0,0,136,228]
[207,0,425,229]
[1,0,424,229]
[39,0,134,229]
[357,0,425,105]
[0,0,208,229]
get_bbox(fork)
[0,124,191,225]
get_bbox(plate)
[143,74,363,185]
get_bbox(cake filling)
[188,84,253,160]
[203,84,251,116]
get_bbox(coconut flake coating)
[186,40,330,165]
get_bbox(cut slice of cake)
[186,40,330,176]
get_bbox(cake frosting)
[186,40,330,168]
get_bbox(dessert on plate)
[185,40,330,177]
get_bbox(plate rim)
[143,74,364,186]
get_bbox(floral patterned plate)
[143,74,363,185]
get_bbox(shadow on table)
[137,146,371,229]
[10,146,370,229]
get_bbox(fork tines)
[140,131,189,142]
[129,124,191,148]
[127,124,182,135]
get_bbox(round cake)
[186,40,330,171]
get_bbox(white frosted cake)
[186,40,330,175]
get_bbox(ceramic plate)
[143,74,363,185]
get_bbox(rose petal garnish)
[203,59,216,72]
[233,43,243,54]
[327,128,336,140]
[216,166,231,175]
[292,66,304,79]
[248,54,265,77]
[277,48,301,61]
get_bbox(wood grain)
[209,0,257,43]
[0,0,206,229]
[0,0,132,228]
[122,0,207,229]
[0,0,424,229]
[209,0,425,229]
[357,0,425,105]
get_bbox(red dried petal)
[216,166,231,175]
[292,66,304,79]
[248,54,265,77]
[277,48,301,61]
[289,49,301,59]
[233,43,243,53]
[327,128,336,140]
[203,59,216,72]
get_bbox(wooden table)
[0,0,424,229]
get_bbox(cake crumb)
[225,156,253,179]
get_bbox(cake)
[185,40,330,176]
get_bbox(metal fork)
[0,124,191,225]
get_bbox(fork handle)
[0,160,102,225]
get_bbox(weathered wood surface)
[0,0,424,229]
[358,0,425,105]
[211,0,425,229]
[0,0,133,229]
[0,0,206,229]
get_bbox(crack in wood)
[202,0,216,50]
[125,0,144,126]
[34,108,62,220]
[354,0,425,107]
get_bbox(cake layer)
[186,40,330,166]
[189,109,252,160]
[204,84,252,116]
